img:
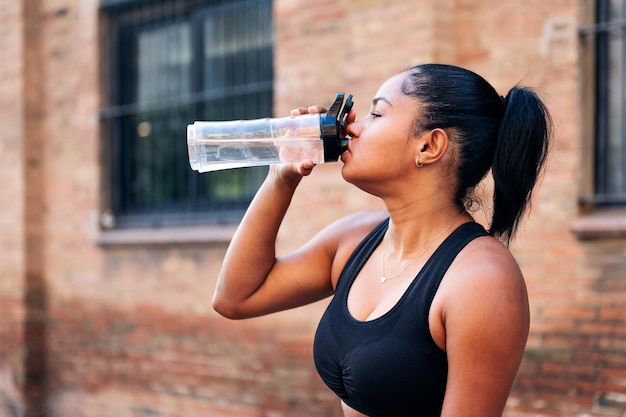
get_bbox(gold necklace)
[380,211,465,283]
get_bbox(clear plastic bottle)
[187,93,353,173]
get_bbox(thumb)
[296,159,316,176]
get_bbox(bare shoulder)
[431,231,530,350]
[312,210,388,287]
[316,210,388,245]
[450,232,523,285]
[445,233,528,312]
[433,230,530,416]
[332,209,389,228]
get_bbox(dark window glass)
[101,0,272,228]
[583,0,626,204]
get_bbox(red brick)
[3,0,625,416]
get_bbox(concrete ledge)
[96,225,237,246]
[572,209,626,240]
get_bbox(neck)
[384,200,470,258]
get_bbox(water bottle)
[187,93,353,172]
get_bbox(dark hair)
[401,64,552,244]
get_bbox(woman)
[213,63,552,417]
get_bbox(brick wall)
[46,299,342,417]
[0,1,27,416]
[2,0,625,416]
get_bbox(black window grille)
[580,0,626,205]
[100,0,272,228]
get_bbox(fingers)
[296,159,316,176]
[270,160,316,188]
[290,107,308,116]
[292,107,357,124]
[307,105,327,114]
[290,105,328,116]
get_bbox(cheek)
[365,135,413,166]
[352,131,410,166]
[342,142,411,184]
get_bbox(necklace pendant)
[381,277,387,283]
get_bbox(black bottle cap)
[320,93,353,162]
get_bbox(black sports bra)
[313,220,488,417]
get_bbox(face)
[341,72,422,192]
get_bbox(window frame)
[574,0,626,239]
[99,0,272,229]
[579,0,626,207]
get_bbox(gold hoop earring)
[415,156,424,167]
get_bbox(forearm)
[212,165,304,318]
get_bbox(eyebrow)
[372,97,392,107]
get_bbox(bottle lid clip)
[320,92,353,162]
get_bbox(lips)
[340,146,351,163]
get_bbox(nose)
[345,117,362,139]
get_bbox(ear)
[414,128,449,166]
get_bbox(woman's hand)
[290,104,327,117]
[269,105,330,185]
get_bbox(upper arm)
[225,210,387,318]
[438,238,530,417]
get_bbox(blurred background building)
[1,0,625,416]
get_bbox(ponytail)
[490,86,552,244]
[402,65,552,245]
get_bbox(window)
[580,0,626,205]
[100,0,272,228]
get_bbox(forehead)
[373,73,410,105]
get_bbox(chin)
[340,161,354,182]
[340,166,372,194]
[342,163,392,199]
